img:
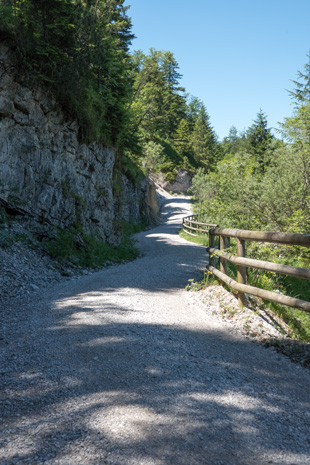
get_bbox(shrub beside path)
[1,196,310,465]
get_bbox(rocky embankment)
[0,224,80,306]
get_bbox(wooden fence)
[182,215,310,313]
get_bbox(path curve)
[1,196,310,465]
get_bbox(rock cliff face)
[152,169,192,194]
[0,45,158,243]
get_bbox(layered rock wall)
[0,45,158,243]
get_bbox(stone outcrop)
[152,169,192,194]
[0,45,158,243]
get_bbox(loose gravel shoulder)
[1,195,310,465]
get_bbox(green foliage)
[245,109,274,173]
[1,0,135,146]
[121,151,144,186]
[190,139,309,237]
[0,2,16,40]
[130,49,186,140]
[45,221,140,268]
[0,229,28,248]
[174,119,192,159]
[185,270,220,292]
[246,246,310,342]
[289,53,310,105]
[187,58,310,341]
[179,229,209,246]
[221,126,247,158]
[191,104,220,171]
[142,141,165,174]
[130,49,219,177]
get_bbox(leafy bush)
[141,141,165,174]
[190,144,309,238]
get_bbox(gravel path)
[1,196,310,465]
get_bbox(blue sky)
[124,0,310,140]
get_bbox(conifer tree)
[186,96,204,131]
[290,53,310,105]
[131,49,186,141]
[174,119,192,159]
[191,104,219,171]
[161,51,186,138]
[246,109,273,173]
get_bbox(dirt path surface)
[1,196,310,465]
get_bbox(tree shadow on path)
[1,196,310,465]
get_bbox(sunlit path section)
[1,196,310,465]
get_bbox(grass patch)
[185,270,219,292]
[179,229,210,246]
[45,221,144,268]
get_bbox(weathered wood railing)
[182,215,310,312]
[182,215,218,236]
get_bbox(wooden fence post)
[237,237,247,306]
[220,236,227,275]
[209,229,215,267]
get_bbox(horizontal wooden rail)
[182,215,310,312]
[209,266,310,313]
[184,224,214,234]
[183,215,218,237]
[207,247,310,280]
[185,219,218,228]
[184,229,199,237]
[213,228,310,246]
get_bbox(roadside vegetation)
[0,209,142,270]
[180,59,310,342]
[184,60,310,342]
[45,221,142,269]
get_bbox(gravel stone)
[1,194,310,465]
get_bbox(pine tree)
[130,49,167,138]
[161,51,186,138]
[290,53,310,106]
[246,109,273,173]
[191,104,219,171]
[186,96,204,131]
[174,119,192,159]
[130,49,186,141]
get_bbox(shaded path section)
[1,196,310,465]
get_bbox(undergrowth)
[45,221,144,269]
[179,229,211,246]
